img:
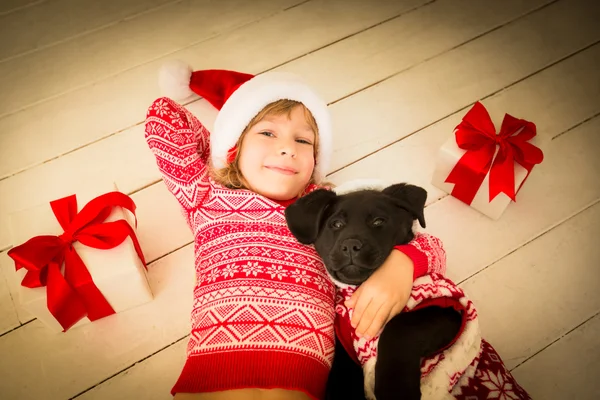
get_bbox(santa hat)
[158,60,333,182]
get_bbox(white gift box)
[431,136,533,220]
[8,183,152,332]
[431,102,544,221]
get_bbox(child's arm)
[394,232,447,278]
[344,232,446,338]
[144,97,211,218]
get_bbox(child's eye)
[259,131,275,137]
[296,138,313,145]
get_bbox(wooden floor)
[1,0,599,399]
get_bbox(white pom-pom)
[158,60,194,100]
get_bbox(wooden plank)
[76,339,188,400]
[459,200,600,372]
[0,0,428,181]
[0,250,34,325]
[0,0,563,249]
[327,0,600,172]
[0,0,42,16]
[0,0,419,120]
[0,244,195,400]
[512,314,600,400]
[0,0,176,61]
[0,257,20,334]
[276,0,553,105]
[0,0,307,117]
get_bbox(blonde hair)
[210,99,321,194]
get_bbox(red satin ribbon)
[445,102,544,205]
[7,191,147,332]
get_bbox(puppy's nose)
[341,239,363,257]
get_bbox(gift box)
[431,101,544,220]
[7,183,152,332]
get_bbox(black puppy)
[285,183,462,400]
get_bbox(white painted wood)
[276,0,553,105]
[0,0,598,397]
[1,250,35,325]
[76,339,188,400]
[512,314,600,400]
[459,200,600,372]
[328,0,600,172]
[0,0,42,16]
[0,0,575,250]
[0,257,20,334]
[0,0,305,117]
[0,244,195,400]
[0,0,427,181]
[131,179,194,264]
[0,0,176,61]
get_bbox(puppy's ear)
[382,183,427,228]
[285,189,337,244]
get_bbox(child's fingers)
[350,293,372,329]
[345,285,363,309]
[355,300,384,338]
[362,305,390,339]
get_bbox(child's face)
[238,106,316,200]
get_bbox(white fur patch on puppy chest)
[362,356,378,400]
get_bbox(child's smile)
[264,165,298,175]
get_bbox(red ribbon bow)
[444,102,544,205]
[7,192,147,332]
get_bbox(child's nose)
[279,140,297,158]
[280,148,296,157]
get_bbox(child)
[144,62,446,400]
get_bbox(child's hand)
[345,250,414,339]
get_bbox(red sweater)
[144,97,446,399]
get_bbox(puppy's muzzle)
[330,238,364,271]
[342,239,362,257]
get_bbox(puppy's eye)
[330,220,344,229]
[372,218,385,227]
